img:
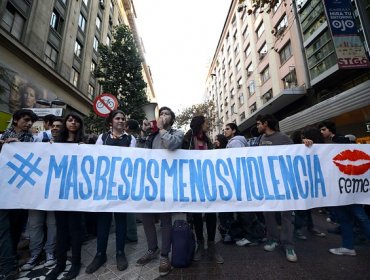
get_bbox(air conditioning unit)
[259,52,266,60]
[247,71,252,77]
[237,84,242,89]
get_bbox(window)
[261,66,270,83]
[74,41,82,57]
[91,61,96,73]
[256,22,265,38]
[110,1,114,13]
[1,3,26,40]
[106,36,110,46]
[250,102,257,113]
[238,92,245,105]
[96,16,102,30]
[259,43,268,55]
[279,41,292,65]
[50,9,63,33]
[248,80,255,96]
[88,84,95,99]
[231,104,236,115]
[83,0,89,6]
[78,13,86,32]
[240,111,245,120]
[70,68,79,86]
[230,88,235,99]
[247,63,253,76]
[276,14,288,34]
[236,60,241,72]
[234,43,239,54]
[237,77,242,88]
[273,0,282,12]
[245,44,251,57]
[242,25,249,38]
[44,43,58,68]
[93,36,99,51]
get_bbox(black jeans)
[96,212,127,254]
[54,211,82,265]
[0,210,20,274]
[193,213,217,242]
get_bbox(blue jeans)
[96,212,127,254]
[335,205,370,249]
[28,210,56,256]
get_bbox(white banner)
[0,143,369,212]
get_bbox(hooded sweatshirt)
[226,135,249,148]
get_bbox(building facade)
[0,0,155,131]
[205,0,370,142]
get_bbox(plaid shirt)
[0,126,34,142]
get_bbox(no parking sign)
[93,93,118,117]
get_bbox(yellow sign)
[0,111,12,132]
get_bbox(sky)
[134,0,232,114]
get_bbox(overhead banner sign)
[323,0,370,69]
[0,143,369,212]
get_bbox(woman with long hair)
[85,110,134,274]
[182,116,224,264]
[46,113,85,280]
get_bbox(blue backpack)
[171,220,196,268]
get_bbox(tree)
[85,24,148,133]
[174,100,217,131]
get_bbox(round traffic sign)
[93,93,119,117]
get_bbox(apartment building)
[279,0,370,143]
[0,0,155,131]
[205,0,369,142]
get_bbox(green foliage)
[84,111,107,135]
[175,100,217,131]
[94,24,148,122]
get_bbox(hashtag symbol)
[6,153,43,189]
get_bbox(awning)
[279,80,370,133]
[238,86,306,132]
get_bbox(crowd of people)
[0,108,369,280]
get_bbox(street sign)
[93,93,118,117]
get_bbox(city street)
[17,212,370,280]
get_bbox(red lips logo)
[333,150,370,175]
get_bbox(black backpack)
[171,220,196,268]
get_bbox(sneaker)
[193,243,204,261]
[158,256,171,276]
[295,229,307,240]
[116,251,128,271]
[309,228,326,237]
[62,263,81,280]
[264,240,279,252]
[20,254,41,271]
[285,248,298,262]
[329,247,356,256]
[44,253,56,267]
[236,238,252,246]
[136,248,160,266]
[85,253,107,274]
[207,242,224,264]
[45,264,66,280]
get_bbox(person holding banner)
[182,116,224,264]
[0,109,38,280]
[46,113,85,280]
[85,110,135,274]
[256,114,297,262]
[136,106,184,276]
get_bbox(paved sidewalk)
[17,212,370,280]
